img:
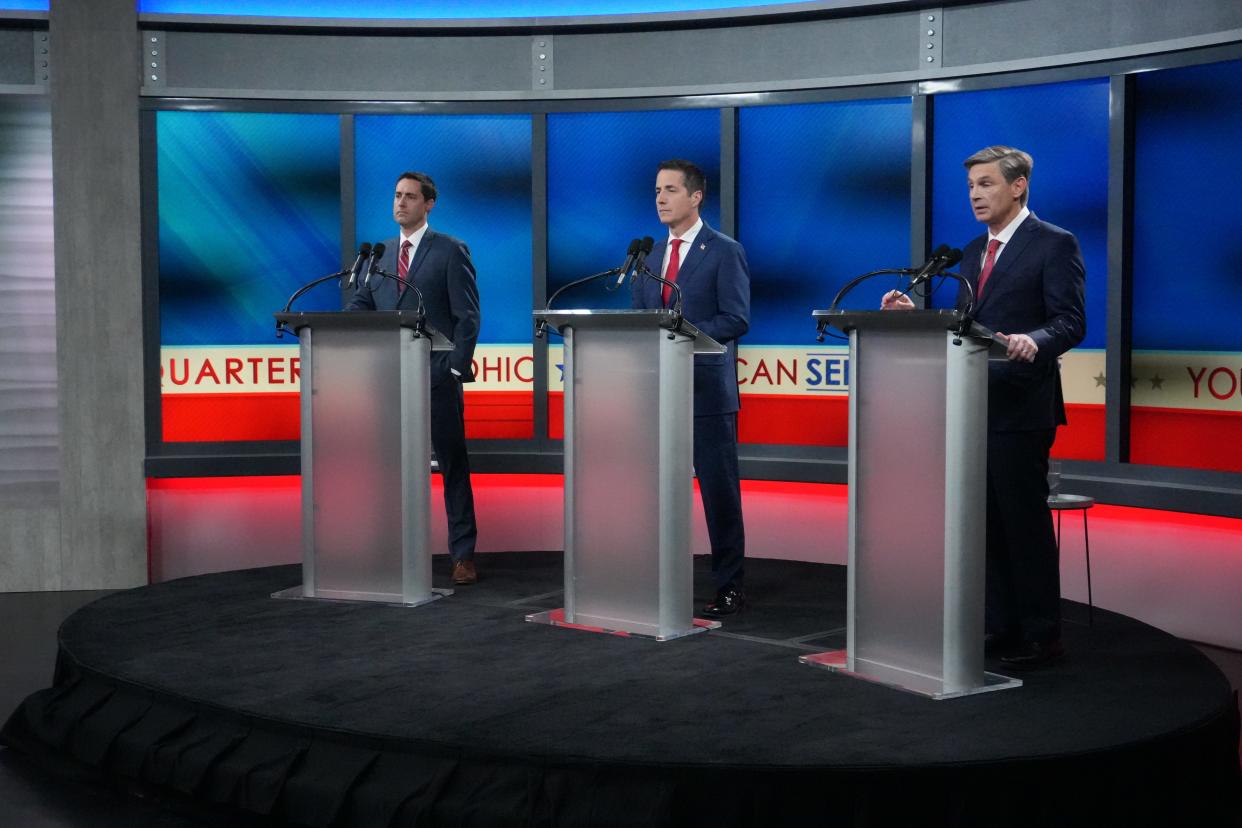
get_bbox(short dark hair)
[657,159,707,206]
[395,171,437,202]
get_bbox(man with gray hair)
[883,145,1085,668]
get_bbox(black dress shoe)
[702,585,746,618]
[1000,639,1065,669]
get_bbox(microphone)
[615,235,654,288]
[345,242,372,288]
[363,242,386,287]
[908,244,963,291]
[613,238,641,289]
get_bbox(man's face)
[655,168,701,231]
[967,161,1026,230]
[394,178,434,232]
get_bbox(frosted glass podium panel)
[529,309,723,641]
[802,309,1021,699]
[271,311,451,607]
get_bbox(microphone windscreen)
[945,247,964,266]
[372,242,386,258]
[640,235,654,254]
[358,242,372,256]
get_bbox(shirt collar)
[667,217,703,248]
[400,223,430,252]
[989,206,1030,247]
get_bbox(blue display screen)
[738,97,912,341]
[546,109,720,310]
[354,114,532,344]
[138,0,820,18]
[1133,59,1242,351]
[930,79,1109,350]
[157,111,341,345]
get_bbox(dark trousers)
[985,428,1060,644]
[694,413,745,590]
[431,376,477,562]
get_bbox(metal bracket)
[919,7,943,75]
[532,35,553,91]
[33,30,49,87]
[142,30,166,91]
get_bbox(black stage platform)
[3,553,1239,827]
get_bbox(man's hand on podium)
[994,331,1038,363]
[880,290,915,310]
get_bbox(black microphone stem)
[276,268,350,337]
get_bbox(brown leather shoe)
[451,559,478,585]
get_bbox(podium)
[272,311,452,607]
[802,309,1021,698]
[529,309,724,640]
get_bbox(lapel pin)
[699,243,706,251]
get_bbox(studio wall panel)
[931,78,1110,461]
[0,29,35,86]
[158,31,533,95]
[736,96,912,447]
[354,114,534,438]
[0,97,55,499]
[1131,58,1242,473]
[545,108,719,438]
[157,110,341,443]
[942,0,1242,69]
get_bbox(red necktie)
[977,238,1001,298]
[662,238,684,307]
[396,239,412,304]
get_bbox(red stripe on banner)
[1052,403,1106,461]
[739,394,848,446]
[1131,406,1242,473]
[463,391,534,439]
[549,391,564,440]
[163,393,301,442]
[163,391,535,443]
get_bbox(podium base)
[525,607,720,641]
[799,649,1023,700]
[271,585,453,608]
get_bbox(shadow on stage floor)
[2,552,1239,827]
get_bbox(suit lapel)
[975,214,1038,310]
[670,224,714,292]
[406,228,435,283]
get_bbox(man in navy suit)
[884,146,1085,667]
[347,171,481,585]
[632,159,751,617]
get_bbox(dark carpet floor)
[2,553,1238,827]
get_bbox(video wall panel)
[145,54,1242,482]
[355,114,534,439]
[932,79,1110,461]
[545,108,720,438]
[737,96,912,447]
[1132,59,1242,473]
[157,110,340,442]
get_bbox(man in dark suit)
[884,146,1085,667]
[346,171,481,585]
[632,159,751,617]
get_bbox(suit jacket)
[957,213,1086,432]
[632,223,750,416]
[346,228,481,385]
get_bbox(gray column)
[50,0,146,589]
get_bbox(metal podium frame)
[802,309,1022,698]
[271,311,453,608]
[528,309,724,641]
